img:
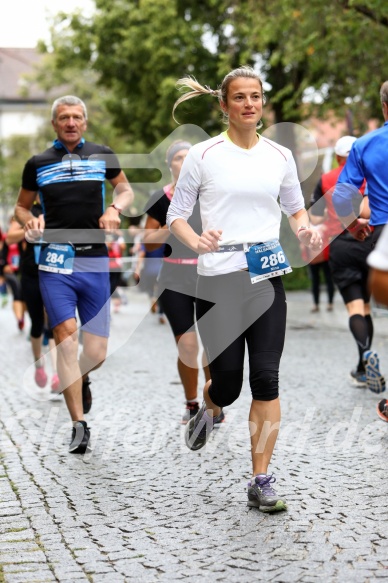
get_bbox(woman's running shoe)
[363,350,386,394]
[247,474,287,513]
[34,366,48,388]
[377,399,388,422]
[185,402,224,450]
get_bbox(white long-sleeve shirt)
[167,132,305,275]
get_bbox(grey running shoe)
[247,474,287,513]
[363,350,386,394]
[69,421,92,454]
[185,402,224,450]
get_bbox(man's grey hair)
[51,96,88,120]
[380,81,388,105]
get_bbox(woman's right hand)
[197,229,223,254]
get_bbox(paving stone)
[0,530,35,543]
[2,564,53,574]
[0,542,40,552]
[3,574,56,583]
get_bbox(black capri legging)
[196,272,287,407]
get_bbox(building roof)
[0,47,47,103]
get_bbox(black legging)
[309,261,335,305]
[21,273,45,338]
[196,272,286,407]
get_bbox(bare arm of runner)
[169,218,222,254]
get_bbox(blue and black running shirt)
[22,140,122,255]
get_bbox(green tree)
[36,0,229,146]
[31,0,249,217]
[229,0,388,127]
[34,0,388,141]
[28,0,388,179]
[0,135,48,217]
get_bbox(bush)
[283,265,310,290]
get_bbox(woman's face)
[221,77,263,131]
[170,149,189,182]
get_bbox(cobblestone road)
[0,287,387,582]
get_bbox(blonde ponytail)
[172,76,220,123]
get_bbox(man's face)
[51,104,87,150]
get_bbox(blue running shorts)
[39,257,111,337]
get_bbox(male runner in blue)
[15,95,133,454]
[333,81,388,397]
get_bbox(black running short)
[329,232,372,291]
[158,288,196,337]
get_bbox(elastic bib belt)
[217,243,260,252]
[163,257,198,265]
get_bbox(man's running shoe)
[34,366,48,388]
[247,474,287,513]
[50,374,61,393]
[69,421,92,454]
[350,369,367,387]
[185,402,224,450]
[82,376,92,414]
[181,401,200,425]
[363,350,386,394]
[377,399,388,422]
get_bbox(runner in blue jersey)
[14,95,134,454]
[332,80,388,396]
